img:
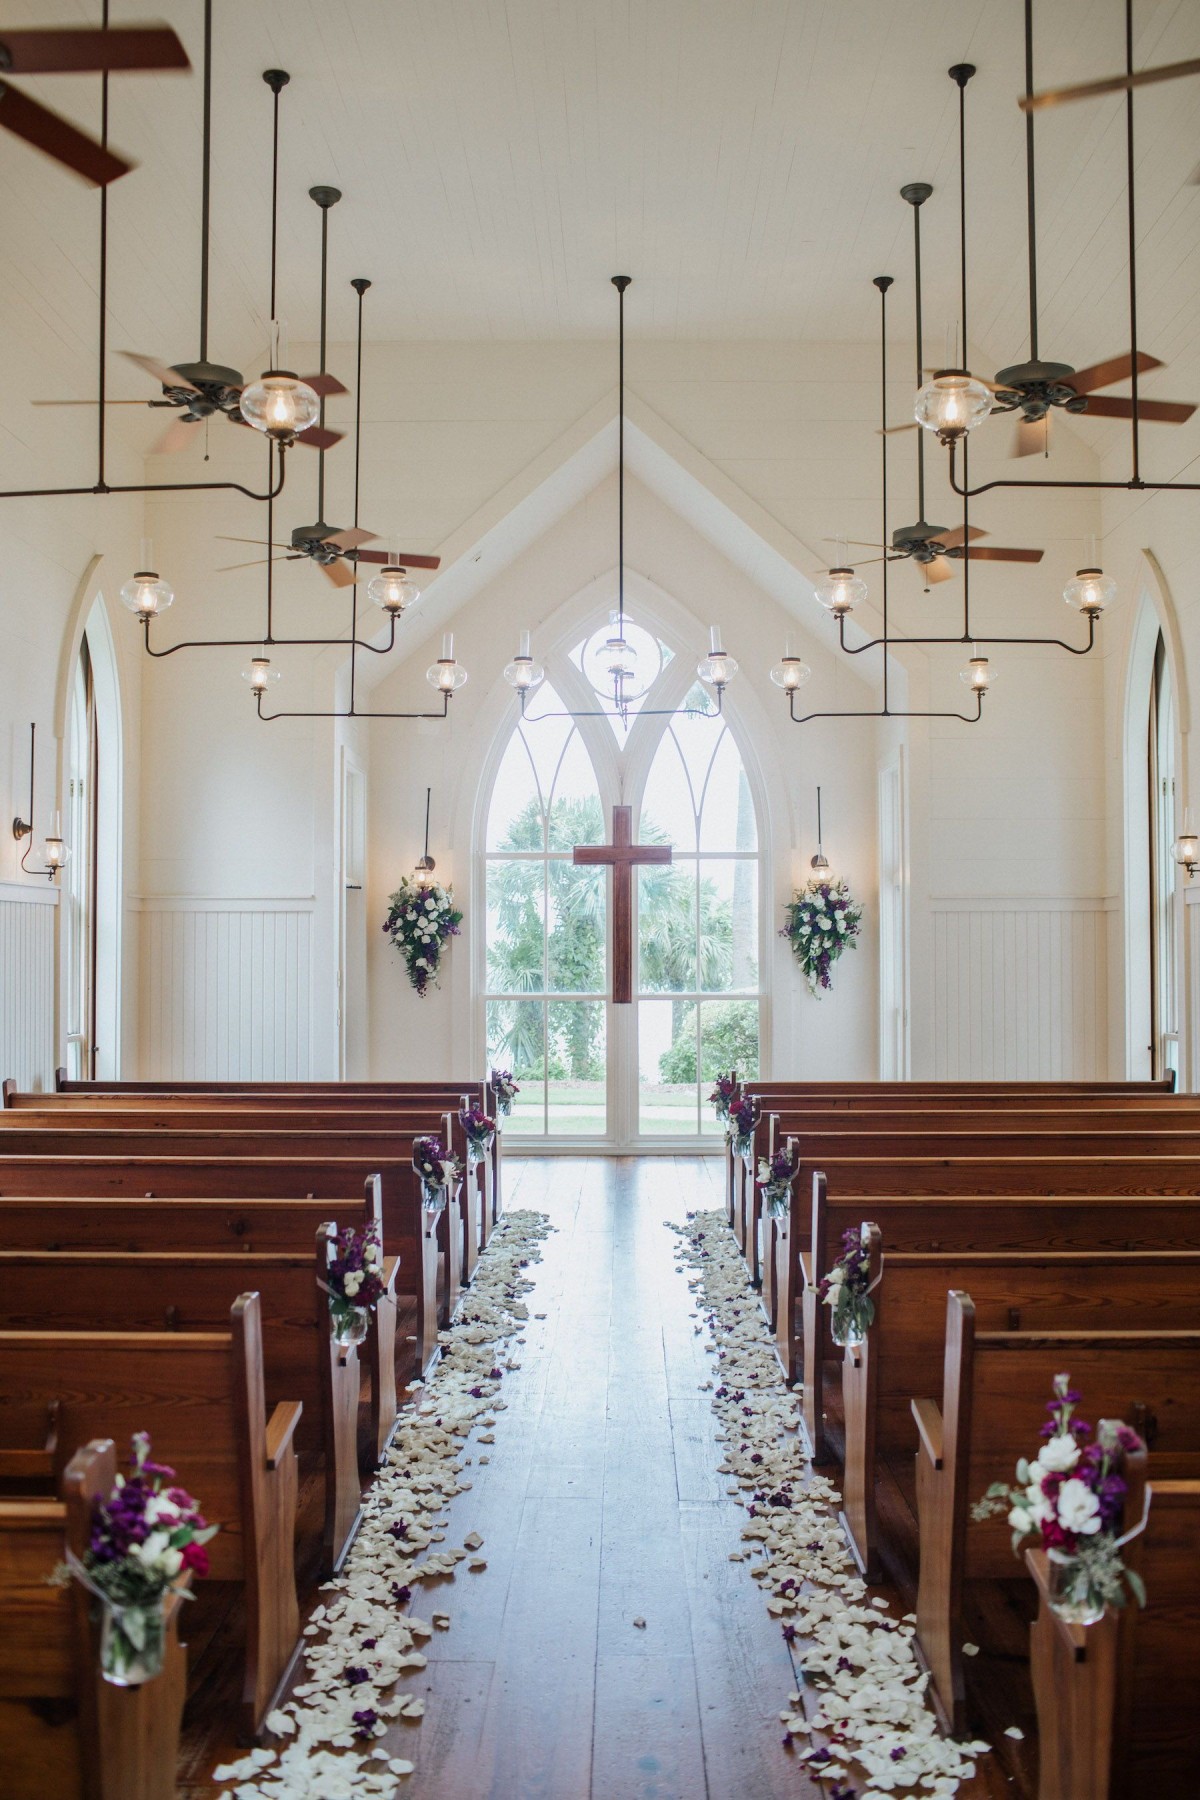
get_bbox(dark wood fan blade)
[296,425,344,451]
[150,416,197,455]
[1014,418,1049,458]
[321,559,358,588]
[1068,350,1164,396]
[925,557,956,585]
[325,527,376,552]
[1020,57,1200,112]
[303,373,348,399]
[120,350,199,393]
[353,549,441,570]
[0,81,131,183]
[962,545,1044,563]
[936,524,988,551]
[0,25,189,75]
[1082,395,1196,424]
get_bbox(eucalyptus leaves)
[781,877,863,997]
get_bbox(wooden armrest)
[381,1254,400,1297]
[911,1397,944,1469]
[265,1400,303,1469]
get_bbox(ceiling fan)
[0,20,188,184]
[216,236,440,589]
[989,0,1195,453]
[33,42,345,455]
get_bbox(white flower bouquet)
[383,877,463,996]
[781,876,863,997]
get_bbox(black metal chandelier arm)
[518,691,723,725]
[255,692,452,723]
[839,616,1096,657]
[0,453,289,506]
[788,688,984,726]
[945,441,1200,498]
[141,620,395,658]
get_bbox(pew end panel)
[838,1222,882,1581]
[314,1226,365,1579]
[912,1289,975,1738]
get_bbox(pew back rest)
[1114,1479,1200,1791]
[0,1180,381,1253]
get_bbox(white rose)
[1026,1485,1053,1528]
[1033,1433,1080,1476]
[132,1529,171,1566]
[143,1495,181,1526]
[425,897,437,911]
[1055,1477,1102,1535]
[416,957,429,969]
[1007,1505,1033,1536]
[344,1270,363,1296]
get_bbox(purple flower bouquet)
[459,1104,497,1166]
[324,1223,386,1345]
[413,1134,463,1212]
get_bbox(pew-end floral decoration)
[383,877,463,997]
[63,1432,218,1686]
[973,1372,1148,1624]
[756,1142,798,1220]
[325,1224,386,1346]
[709,1072,737,1125]
[459,1104,496,1167]
[490,1068,520,1118]
[726,1093,760,1161]
[818,1225,877,1348]
[781,877,863,997]
[413,1134,462,1212]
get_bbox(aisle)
[412,1156,813,1800]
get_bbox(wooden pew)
[0,1232,393,1576]
[911,1291,1200,1732]
[0,1293,302,1738]
[1027,1469,1200,1799]
[0,1438,188,1800]
[0,1145,444,1378]
[828,1226,1200,1581]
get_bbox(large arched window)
[482,614,764,1145]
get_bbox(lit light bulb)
[503,630,545,693]
[810,848,831,877]
[427,632,468,694]
[815,567,867,617]
[43,810,69,874]
[242,654,281,692]
[960,649,994,694]
[1063,567,1115,616]
[239,372,320,443]
[1175,809,1200,880]
[120,569,174,618]
[914,370,993,444]
[770,636,812,692]
[697,625,738,689]
[368,566,421,614]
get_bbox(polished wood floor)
[184,1157,1019,1798]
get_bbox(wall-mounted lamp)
[810,786,831,879]
[1175,810,1200,882]
[11,723,69,881]
[415,786,437,873]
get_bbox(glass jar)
[100,1596,167,1686]
[329,1298,370,1346]
[829,1292,873,1348]
[1046,1547,1107,1626]
[421,1180,448,1215]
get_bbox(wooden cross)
[574,804,672,1004]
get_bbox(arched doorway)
[482,609,764,1147]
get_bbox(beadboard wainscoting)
[135,896,315,1080]
[0,881,57,1091]
[930,898,1113,1080]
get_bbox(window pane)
[547,1001,606,1135]
[486,860,546,993]
[547,731,605,848]
[547,861,606,992]
[639,998,699,1134]
[639,727,695,850]
[487,999,545,1135]
[522,686,575,807]
[698,859,758,991]
[638,861,697,992]
[487,731,543,850]
[699,731,757,852]
[672,701,724,818]
[699,1000,760,1135]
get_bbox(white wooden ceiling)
[1,0,1196,387]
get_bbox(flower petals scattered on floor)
[214,1208,552,1800]
[671,1209,990,1799]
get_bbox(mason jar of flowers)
[756,1143,798,1221]
[458,1104,496,1170]
[490,1068,519,1120]
[818,1225,877,1348]
[64,1432,218,1686]
[726,1094,760,1163]
[708,1072,737,1126]
[324,1223,386,1346]
[974,1372,1148,1626]
[413,1134,462,1213]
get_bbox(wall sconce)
[1175,809,1200,882]
[11,723,69,881]
[810,785,831,879]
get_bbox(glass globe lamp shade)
[120,570,174,618]
[368,567,421,614]
[241,655,281,692]
[770,650,812,692]
[603,632,638,682]
[1063,567,1115,616]
[960,653,994,694]
[816,567,867,616]
[810,849,831,877]
[238,371,321,442]
[914,370,993,443]
[697,651,738,689]
[503,632,544,693]
[1175,831,1200,877]
[43,811,69,873]
[427,634,468,693]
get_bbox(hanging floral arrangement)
[383,876,463,996]
[781,876,863,997]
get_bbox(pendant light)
[810,788,831,877]
[11,724,69,880]
[119,540,174,618]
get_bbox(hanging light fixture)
[368,562,422,615]
[769,637,812,693]
[415,787,437,873]
[1063,538,1115,615]
[503,631,545,693]
[697,626,738,692]
[119,541,174,618]
[810,787,831,877]
[959,648,995,694]
[241,651,280,692]
[239,320,322,446]
[426,634,469,695]
[11,724,69,880]
[1174,810,1199,881]
[815,551,867,617]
